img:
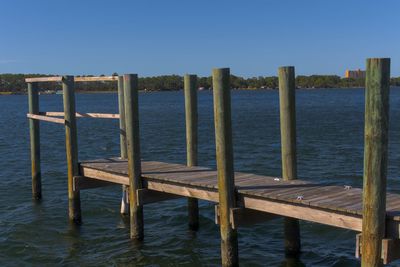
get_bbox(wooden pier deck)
[78,158,400,237]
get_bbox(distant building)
[345,69,366,79]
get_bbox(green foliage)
[0,73,398,94]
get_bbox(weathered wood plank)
[27,113,65,124]
[74,76,118,82]
[39,111,119,119]
[25,76,63,83]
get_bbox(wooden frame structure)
[26,59,399,266]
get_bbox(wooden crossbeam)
[74,76,118,82]
[215,205,279,229]
[25,77,63,83]
[27,113,65,124]
[39,112,119,119]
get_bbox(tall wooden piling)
[123,74,144,240]
[184,74,200,231]
[362,58,390,267]
[62,75,82,224]
[212,68,238,267]
[278,66,301,257]
[28,82,41,200]
[118,76,129,215]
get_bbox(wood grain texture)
[39,112,119,119]
[212,68,238,267]
[74,76,118,82]
[362,58,390,267]
[25,76,63,83]
[279,66,301,258]
[27,113,65,124]
[62,76,81,224]
[124,74,144,240]
[28,83,41,199]
[79,158,400,238]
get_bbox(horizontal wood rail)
[25,76,118,83]
[25,77,63,83]
[39,112,120,119]
[74,76,118,82]
[27,114,65,124]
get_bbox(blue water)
[1,89,400,266]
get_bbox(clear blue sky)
[0,0,399,77]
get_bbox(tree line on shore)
[1,73,400,93]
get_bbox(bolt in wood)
[62,75,82,224]
[362,58,390,267]
[212,68,238,267]
[118,76,129,215]
[278,66,301,258]
[28,82,41,200]
[124,74,144,240]
[184,74,200,231]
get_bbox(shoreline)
[2,86,399,95]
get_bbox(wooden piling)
[362,58,390,267]
[123,74,144,240]
[118,76,129,215]
[184,74,200,231]
[278,66,301,258]
[212,68,238,267]
[62,75,82,224]
[28,82,41,200]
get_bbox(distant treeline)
[1,73,400,93]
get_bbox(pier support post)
[28,82,42,200]
[362,58,390,267]
[118,76,129,215]
[212,68,239,267]
[278,66,301,258]
[184,74,199,231]
[124,74,144,240]
[62,75,82,224]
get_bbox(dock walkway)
[78,158,400,236]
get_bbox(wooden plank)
[25,76,63,83]
[74,76,118,82]
[27,113,65,124]
[73,176,115,191]
[146,179,219,202]
[241,195,363,231]
[39,112,120,119]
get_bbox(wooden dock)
[26,59,400,266]
[78,157,400,235]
